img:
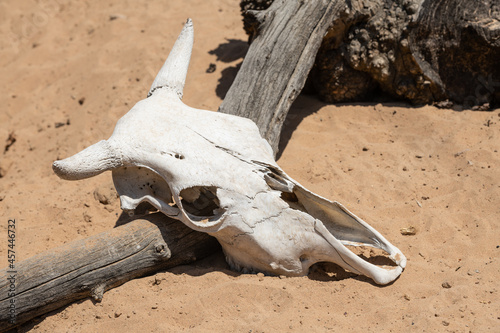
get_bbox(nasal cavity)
[179,186,222,218]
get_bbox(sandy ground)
[1,0,499,332]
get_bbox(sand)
[1,0,499,331]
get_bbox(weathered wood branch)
[220,0,344,153]
[0,0,340,330]
[0,214,219,332]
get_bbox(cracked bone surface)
[53,19,406,285]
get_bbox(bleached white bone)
[53,19,406,285]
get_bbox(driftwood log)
[219,0,344,154]
[0,216,219,331]
[0,0,335,330]
[242,0,500,108]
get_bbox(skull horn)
[52,140,123,180]
[148,18,194,99]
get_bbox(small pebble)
[83,213,92,223]
[93,185,118,205]
[400,226,416,235]
[442,281,452,289]
[206,63,216,73]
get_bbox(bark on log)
[0,1,338,330]
[241,0,500,109]
[220,0,345,153]
[0,214,219,332]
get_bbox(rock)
[206,63,216,73]
[83,213,92,223]
[400,226,417,235]
[93,184,118,205]
[442,281,452,289]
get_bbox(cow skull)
[53,19,406,285]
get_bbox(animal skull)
[53,19,406,285]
